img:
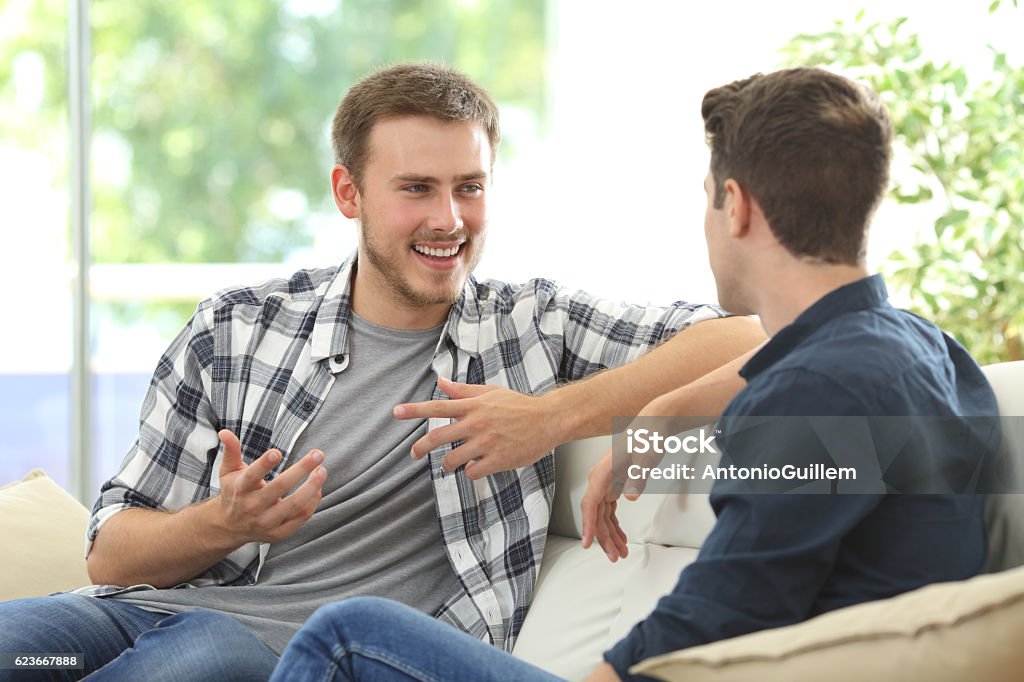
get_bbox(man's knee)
[308,596,396,633]
[131,609,278,680]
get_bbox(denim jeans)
[0,593,278,681]
[270,597,565,682]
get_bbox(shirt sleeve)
[603,493,882,680]
[540,287,726,383]
[603,368,882,681]
[85,298,221,557]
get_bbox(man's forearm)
[640,344,761,418]
[542,315,765,443]
[87,500,242,588]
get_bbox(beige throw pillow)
[0,469,92,601]
[632,565,1024,682]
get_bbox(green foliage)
[1,0,546,335]
[1,0,547,266]
[781,10,1024,363]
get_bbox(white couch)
[511,361,1024,680]
[3,363,1023,681]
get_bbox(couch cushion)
[512,535,638,679]
[632,564,1024,682]
[609,544,700,642]
[549,436,662,542]
[0,469,91,601]
[513,535,699,680]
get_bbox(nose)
[424,191,463,234]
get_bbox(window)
[2,0,549,500]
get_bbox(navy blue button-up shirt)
[605,275,998,680]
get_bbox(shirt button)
[302,400,314,411]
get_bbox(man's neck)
[350,272,452,331]
[753,263,870,337]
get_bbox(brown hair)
[701,68,892,265]
[330,62,500,186]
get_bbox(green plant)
[780,7,1024,363]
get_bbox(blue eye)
[404,184,429,193]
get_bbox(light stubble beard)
[358,217,486,308]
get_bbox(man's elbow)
[86,534,118,586]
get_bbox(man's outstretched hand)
[580,450,642,563]
[214,430,326,545]
[394,377,562,480]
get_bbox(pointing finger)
[218,430,244,476]
[410,422,470,460]
[393,399,467,420]
[241,448,282,490]
[436,377,500,399]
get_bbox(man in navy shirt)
[267,68,998,682]
[596,67,999,678]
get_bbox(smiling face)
[334,116,491,327]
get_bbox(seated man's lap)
[272,597,562,682]
[0,594,277,682]
[0,594,160,680]
[94,609,279,682]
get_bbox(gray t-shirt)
[116,312,463,654]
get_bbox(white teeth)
[414,244,461,257]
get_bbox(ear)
[331,164,361,219]
[724,179,752,239]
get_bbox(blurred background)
[1,0,1021,501]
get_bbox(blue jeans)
[0,593,278,681]
[270,597,564,682]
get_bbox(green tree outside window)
[781,3,1023,364]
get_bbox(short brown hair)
[702,68,892,265]
[330,62,501,186]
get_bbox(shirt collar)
[740,274,889,381]
[309,252,480,363]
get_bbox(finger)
[604,527,628,560]
[612,511,629,546]
[262,449,325,499]
[269,486,324,542]
[598,501,629,560]
[442,442,481,473]
[218,430,245,476]
[594,504,619,562]
[463,458,493,480]
[275,502,320,539]
[608,505,630,558]
[582,459,613,549]
[239,448,283,491]
[581,490,599,549]
[623,472,648,500]
[436,377,500,399]
[410,422,472,460]
[265,465,326,527]
[393,398,467,420]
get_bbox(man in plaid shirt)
[0,62,762,680]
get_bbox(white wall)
[479,0,1023,308]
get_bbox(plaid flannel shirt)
[79,255,723,651]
